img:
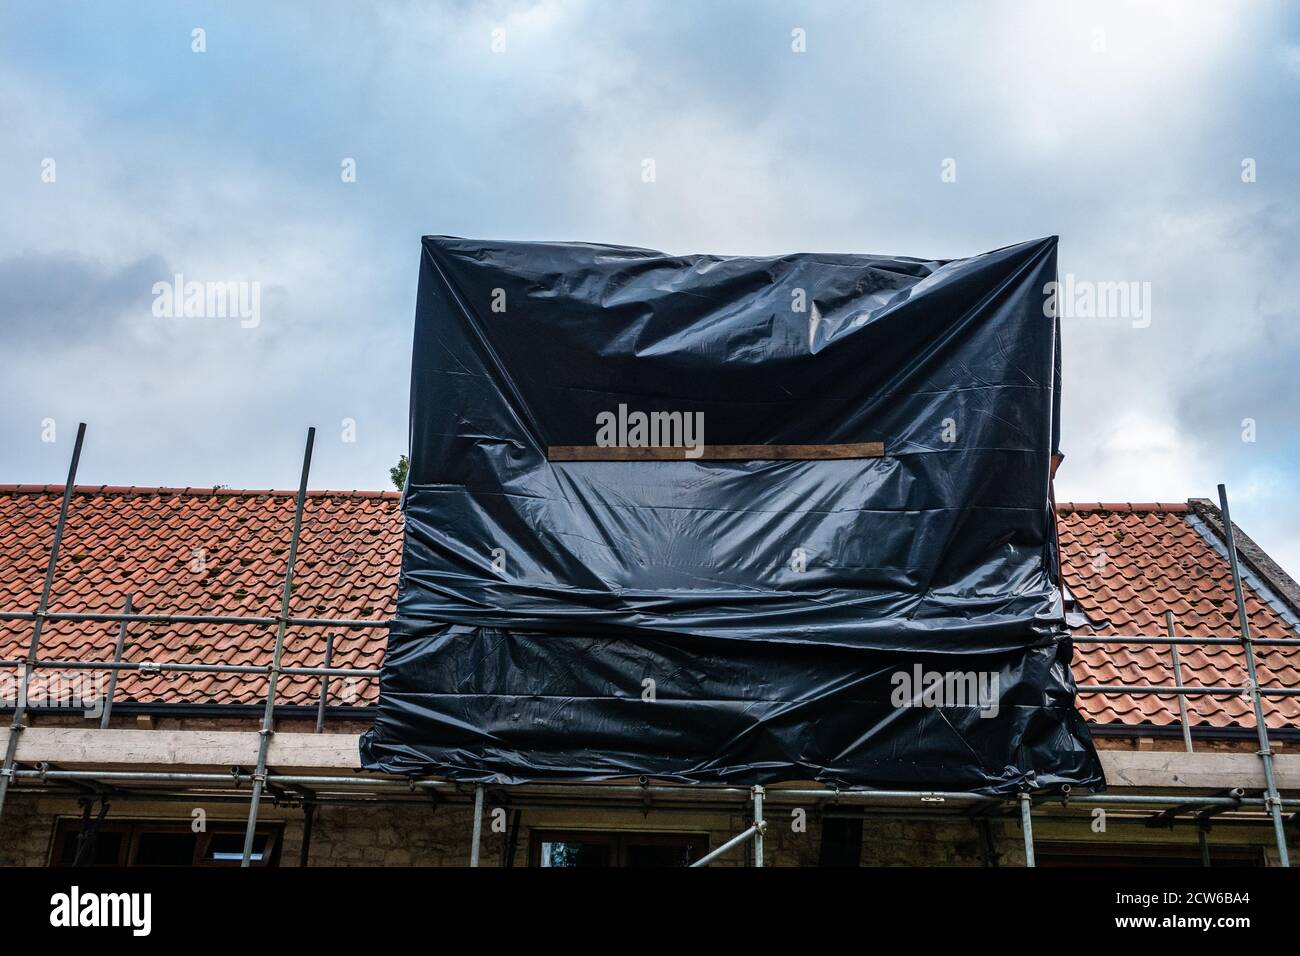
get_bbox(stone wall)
[0,796,53,867]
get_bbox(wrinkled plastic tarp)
[359,235,1105,794]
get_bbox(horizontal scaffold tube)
[6,770,1295,809]
[0,659,380,678]
[0,610,389,629]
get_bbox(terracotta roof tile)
[1059,504,1300,730]
[2,487,1297,732]
[0,486,400,708]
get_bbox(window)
[818,817,863,866]
[530,830,704,867]
[1035,841,1265,867]
[50,819,282,867]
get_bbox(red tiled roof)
[1057,502,1191,514]
[0,486,399,708]
[1,486,1297,731]
[1057,503,1300,730]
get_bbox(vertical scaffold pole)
[1165,610,1194,754]
[1217,484,1289,867]
[470,785,485,867]
[752,785,765,868]
[1019,793,1036,867]
[299,800,316,868]
[1165,609,1204,863]
[240,427,315,868]
[0,422,86,818]
[313,632,335,734]
[100,592,133,730]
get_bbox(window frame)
[49,817,283,867]
[529,829,706,867]
[1035,840,1266,867]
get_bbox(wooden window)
[1035,841,1265,867]
[50,818,282,867]
[818,817,863,866]
[530,830,704,867]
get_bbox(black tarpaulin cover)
[358,235,1105,794]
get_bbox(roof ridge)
[0,487,1190,511]
[0,484,402,500]
[1055,502,1190,514]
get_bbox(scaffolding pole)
[314,632,335,734]
[0,610,390,629]
[1165,610,1195,754]
[469,785,485,867]
[1217,484,1290,867]
[689,824,761,867]
[99,593,133,730]
[0,659,380,679]
[299,799,317,867]
[4,769,1292,809]
[1077,684,1300,697]
[10,652,1300,697]
[1019,792,1036,867]
[1075,634,1300,646]
[683,785,769,867]
[13,617,1296,644]
[0,422,85,817]
[240,427,315,868]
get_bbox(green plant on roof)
[390,454,409,490]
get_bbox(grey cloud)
[0,251,168,347]
[0,0,1296,572]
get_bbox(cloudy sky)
[2,0,1298,575]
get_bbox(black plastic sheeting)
[359,235,1105,794]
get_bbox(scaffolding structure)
[0,425,1296,867]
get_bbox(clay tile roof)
[1,486,1298,733]
[1057,502,1300,731]
[0,486,401,708]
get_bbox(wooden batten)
[547,442,885,462]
